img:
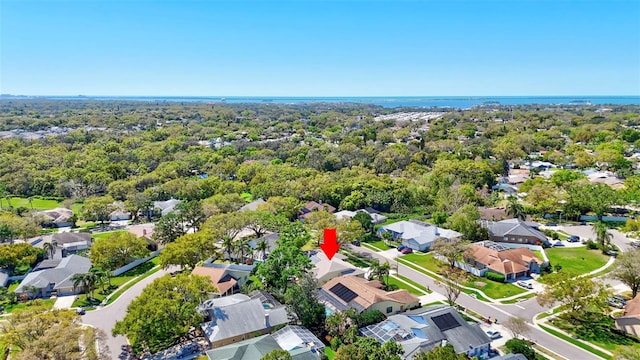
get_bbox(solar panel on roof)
[329,283,358,303]
[431,313,460,331]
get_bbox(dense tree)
[413,344,468,360]
[261,350,292,360]
[0,305,110,360]
[81,195,116,225]
[90,232,150,271]
[113,274,214,354]
[504,338,536,360]
[505,196,525,220]
[284,273,325,335]
[0,211,41,242]
[352,211,374,233]
[334,337,403,360]
[0,243,45,274]
[610,248,640,298]
[158,230,222,270]
[536,271,610,318]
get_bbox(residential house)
[483,218,547,246]
[377,220,461,252]
[360,305,492,359]
[616,294,640,338]
[14,255,91,297]
[334,208,388,224]
[587,171,625,189]
[199,291,291,348]
[318,275,419,315]
[205,326,324,360]
[248,233,280,262]
[310,251,365,285]
[37,207,74,227]
[464,242,545,281]
[52,232,92,257]
[494,354,527,360]
[153,198,182,216]
[506,168,530,185]
[127,223,158,251]
[192,263,254,297]
[298,201,336,221]
[238,198,266,212]
[109,201,131,221]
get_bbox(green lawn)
[539,324,612,360]
[2,298,55,314]
[324,347,336,359]
[91,230,127,240]
[386,276,423,295]
[500,292,536,304]
[366,240,392,251]
[464,276,527,299]
[1,197,61,210]
[240,192,253,201]
[545,247,609,275]
[550,312,640,352]
[400,253,444,274]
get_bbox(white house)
[377,219,461,252]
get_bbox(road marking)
[515,304,525,309]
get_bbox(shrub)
[505,338,535,360]
[485,271,505,283]
[586,239,599,250]
[353,310,386,327]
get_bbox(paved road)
[555,224,633,252]
[82,269,169,360]
[351,245,602,360]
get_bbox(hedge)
[485,271,505,283]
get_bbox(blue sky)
[2,0,639,96]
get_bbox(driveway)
[556,224,633,252]
[82,269,168,360]
[53,295,76,310]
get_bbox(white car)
[516,281,533,289]
[486,330,502,339]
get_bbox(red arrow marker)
[320,228,340,260]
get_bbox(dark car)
[351,240,361,246]
[397,245,407,252]
[177,344,200,358]
[76,307,86,315]
[546,222,557,226]
[401,248,413,254]
[567,235,580,243]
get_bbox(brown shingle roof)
[322,275,419,310]
[624,295,640,318]
[468,244,543,276]
[192,266,237,294]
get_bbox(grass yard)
[366,240,393,251]
[91,230,127,240]
[464,276,527,299]
[240,192,253,201]
[538,324,612,359]
[324,347,336,359]
[1,197,61,210]
[545,247,609,275]
[386,276,423,295]
[400,253,444,274]
[500,292,536,304]
[2,298,55,314]
[550,312,640,352]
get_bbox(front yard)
[549,312,640,353]
[400,253,443,274]
[544,246,609,275]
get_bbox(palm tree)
[72,272,99,300]
[221,235,234,261]
[91,268,111,291]
[27,197,34,209]
[233,239,251,264]
[23,285,39,300]
[256,239,269,261]
[505,196,525,220]
[594,221,613,251]
[43,241,57,259]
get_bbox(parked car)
[397,245,407,252]
[567,235,580,243]
[546,222,557,226]
[351,240,361,246]
[580,221,587,225]
[613,295,628,304]
[401,248,413,254]
[631,241,640,249]
[516,281,533,289]
[486,330,502,339]
[607,298,625,309]
[76,307,86,315]
[177,343,200,358]
[553,240,565,247]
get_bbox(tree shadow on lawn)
[552,312,640,349]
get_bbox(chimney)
[265,310,271,328]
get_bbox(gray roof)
[52,232,91,245]
[380,220,462,246]
[360,305,491,358]
[487,219,547,242]
[15,255,91,293]
[239,198,266,212]
[154,198,182,216]
[205,334,280,360]
[495,354,527,360]
[201,297,290,344]
[0,271,8,287]
[272,325,325,353]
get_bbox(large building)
[483,219,547,246]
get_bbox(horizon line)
[2,94,640,98]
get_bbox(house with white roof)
[309,251,365,285]
[334,208,388,224]
[377,219,461,251]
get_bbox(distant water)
[2,95,639,109]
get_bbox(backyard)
[545,246,609,275]
[1,197,61,210]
